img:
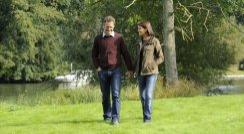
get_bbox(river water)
[0,82,58,97]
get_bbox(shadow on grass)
[2,119,104,127]
[47,119,104,124]
[2,117,142,127]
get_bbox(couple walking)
[92,16,164,125]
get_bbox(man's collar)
[102,31,115,38]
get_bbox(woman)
[134,21,164,123]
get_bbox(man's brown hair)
[104,15,116,25]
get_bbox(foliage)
[214,17,244,62]
[0,0,243,84]
[0,78,204,105]
[121,76,203,100]
[176,16,243,84]
[0,0,67,82]
[154,77,203,98]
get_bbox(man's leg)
[111,68,121,124]
[98,70,112,120]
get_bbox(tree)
[0,0,241,84]
[0,0,67,82]
[163,0,178,86]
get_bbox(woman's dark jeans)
[138,74,157,121]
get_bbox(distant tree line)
[0,0,243,84]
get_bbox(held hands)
[125,71,133,78]
[96,67,133,78]
[96,67,101,72]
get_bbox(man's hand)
[96,67,101,72]
[125,71,133,78]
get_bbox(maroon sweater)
[92,32,133,71]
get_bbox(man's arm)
[119,36,134,71]
[92,37,101,71]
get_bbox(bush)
[0,77,204,106]
[121,76,203,100]
[154,76,203,98]
[121,83,139,101]
[1,85,101,106]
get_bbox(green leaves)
[0,0,67,82]
[0,0,242,83]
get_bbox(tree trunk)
[163,0,178,86]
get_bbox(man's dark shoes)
[143,119,151,123]
[104,118,111,123]
[111,118,119,125]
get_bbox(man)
[92,16,133,125]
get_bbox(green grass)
[1,95,244,134]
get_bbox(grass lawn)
[0,95,243,134]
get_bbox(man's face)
[103,21,115,36]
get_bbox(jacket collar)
[102,31,115,38]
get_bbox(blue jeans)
[98,67,121,121]
[138,74,157,121]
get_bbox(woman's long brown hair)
[138,21,154,36]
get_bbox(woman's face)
[138,25,147,37]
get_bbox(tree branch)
[125,0,137,9]
[175,1,210,41]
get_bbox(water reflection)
[207,79,244,96]
[0,82,58,97]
